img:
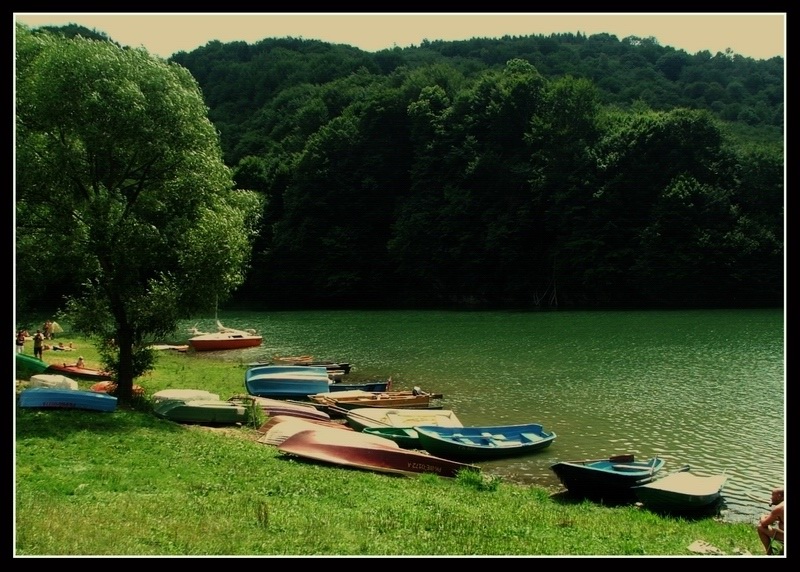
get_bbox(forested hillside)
[22,26,785,310]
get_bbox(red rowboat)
[46,363,114,381]
[278,428,480,478]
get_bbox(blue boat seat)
[519,433,539,443]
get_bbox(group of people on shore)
[16,321,60,356]
[16,322,83,367]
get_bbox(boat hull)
[330,381,389,392]
[345,408,463,431]
[278,428,480,478]
[15,353,50,377]
[633,472,727,513]
[258,418,356,446]
[233,396,332,422]
[550,456,666,502]
[29,374,79,390]
[362,427,421,449]
[152,389,221,403]
[46,363,114,381]
[153,399,247,425]
[309,391,436,411]
[188,334,262,351]
[18,387,117,412]
[244,365,332,399]
[414,423,556,461]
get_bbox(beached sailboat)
[187,320,262,352]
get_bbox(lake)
[186,308,785,524]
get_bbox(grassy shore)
[15,335,767,557]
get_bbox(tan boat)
[345,407,463,432]
[308,389,441,411]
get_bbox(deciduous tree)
[15,24,263,399]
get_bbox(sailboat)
[187,319,262,352]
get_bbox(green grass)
[15,336,765,556]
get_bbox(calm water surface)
[188,308,785,524]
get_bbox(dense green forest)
[20,26,784,311]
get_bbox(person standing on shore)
[16,329,27,353]
[32,329,45,360]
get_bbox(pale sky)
[14,12,786,62]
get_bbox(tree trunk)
[115,328,135,401]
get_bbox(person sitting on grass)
[757,487,784,555]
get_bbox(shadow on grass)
[14,398,186,439]
[548,489,727,520]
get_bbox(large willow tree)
[15,24,263,399]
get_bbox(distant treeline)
[33,26,786,309]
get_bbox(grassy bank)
[15,335,766,557]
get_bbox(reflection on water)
[193,308,785,524]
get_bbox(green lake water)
[185,308,785,524]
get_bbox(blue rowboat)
[550,454,666,502]
[245,365,331,399]
[414,423,556,461]
[18,387,117,412]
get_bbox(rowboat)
[277,427,481,478]
[258,414,353,435]
[29,373,79,390]
[413,423,557,461]
[247,362,392,392]
[18,387,117,412]
[362,427,422,449]
[230,395,332,422]
[345,408,463,432]
[550,454,666,502]
[290,360,352,375]
[90,381,146,396]
[257,359,353,375]
[16,353,50,377]
[258,417,355,446]
[633,470,727,513]
[308,389,442,411]
[153,399,248,425]
[244,365,331,399]
[151,389,221,403]
[46,363,114,381]
[329,380,390,392]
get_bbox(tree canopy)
[15,24,263,398]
